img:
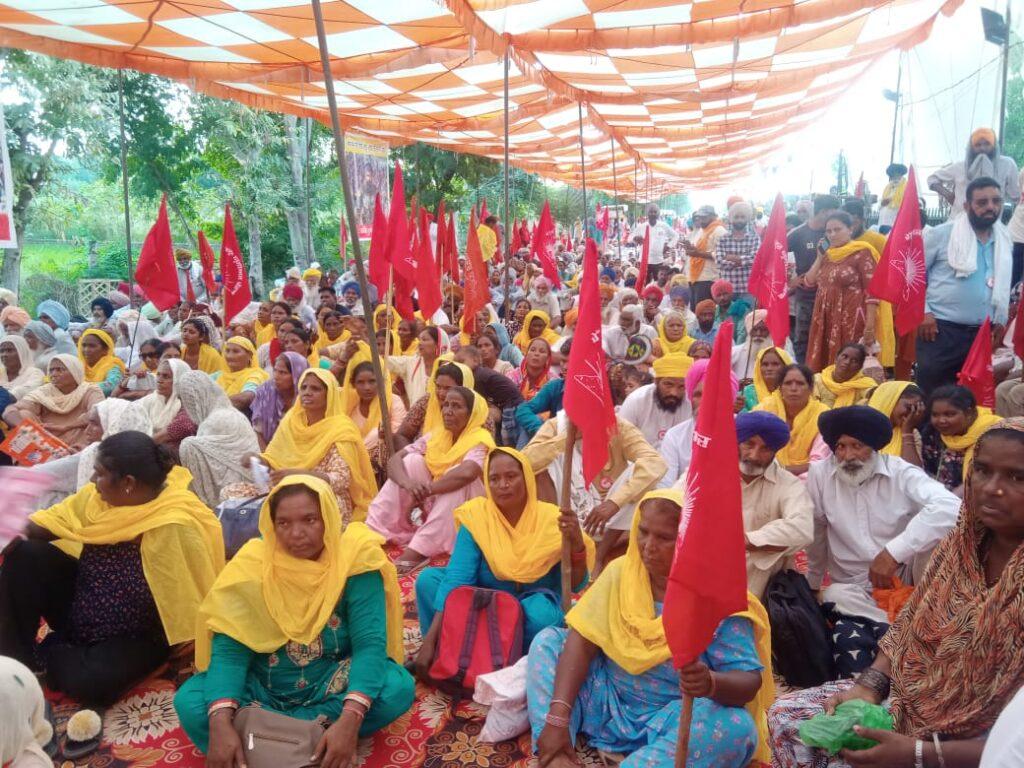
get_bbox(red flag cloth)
[869,168,926,335]
[445,211,460,283]
[663,321,748,666]
[435,200,447,278]
[636,225,651,289]
[531,200,561,289]
[134,194,179,311]
[368,193,390,297]
[393,273,416,321]
[219,203,252,325]
[185,274,196,303]
[339,215,349,266]
[197,230,218,296]
[749,194,791,347]
[595,204,609,233]
[520,220,531,248]
[958,317,995,408]
[510,222,522,255]
[462,209,490,335]
[1013,286,1024,360]
[563,239,617,485]
[416,208,443,319]
[479,198,489,221]
[386,162,416,283]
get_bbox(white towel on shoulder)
[946,215,1012,322]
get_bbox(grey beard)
[835,453,878,485]
[739,460,766,477]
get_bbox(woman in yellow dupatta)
[395,360,474,448]
[512,309,560,355]
[925,384,1002,490]
[176,475,413,758]
[253,301,276,346]
[397,318,420,356]
[214,336,268,411]
[740,346,792,411]
[259,368,377,521]
[367,386,495,573]
[373,304,400,334]
[754,363,830,475]
[1,431,223,706]
[812,342,876,407]
[868,381,926,465]
[529,489,773,768]
[314,309,351,358]
[77,328,126,396]
[653,310,695,358]
[180,318,228,375]
[340,346,406,484]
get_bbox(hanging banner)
[343,132,390,240]
[0,105,17,249]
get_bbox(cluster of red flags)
[509,218,533,254]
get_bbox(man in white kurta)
[616,355,691,451]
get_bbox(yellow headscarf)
[423,361,475,438]
[194,475,402,671]
[751,346,792,403]
[940,406,1002,478]
[262,368,378,519]
[31,472,224,645]
[454,448,595,583]
[513,310,561,354]
[77,329,126,384]
[254,318,276,347]
[825,238,896,366]
[656,315,695,357]
[565,491,773,765]
[754,392,830,466]
[373,304,399,332]
[424,388,495,478]
[818,364,876,407]
[217,336,269,396]
[196,343,229,375]
[651,353,693,379]
[339,346,392,439]
[868,381,914,456]
[313,326,351,357]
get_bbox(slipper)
[62,709,103,760]
[395,556,429,576]
[42,701,58,758]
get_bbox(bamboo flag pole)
[310,0,394,454]
[675,694,694,768]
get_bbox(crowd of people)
[0,127,1023,768]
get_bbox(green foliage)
[82,244,130,279]
[1002,34,1024,163]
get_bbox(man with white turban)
[714,201,760,304]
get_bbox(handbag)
[233,705,329,768]
[217,495,266,559]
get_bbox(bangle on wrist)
[932,734,947,768]
[207,700,238,718]
[544,712,570,729]
[914,739,924,768]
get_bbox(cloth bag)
[233,706,328,768]
[474,656,530,743]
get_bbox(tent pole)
[117,70,134,303]
[502,51,512,323]
[611,136,621,261]
[310,0,394,453]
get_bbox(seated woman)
[368,386,495,573]
[397,318,420,356]
[141,358,190,443]
[511,337,559,402]
[504,297,531,342]
[181,407,261,508]
[921,384,1001,493]
[527,490,772,768]
[252,300,276,347]
[3,356,104,451]
[176,475,413,760]
[394,362,494,450]
[489,319,524,368]
[769,419,1024,768]
[0,336,44,401]
[249,351,308,451]
[78,329,126,397]
[651,311,694,358]
[0,432,223,706]
[112,337,161,401]
[212,336,268,412]
[739,346,792,411]
[23,320,76,373]
[478,330,514,376]
[868,381,926,467]
[255,301,294,370]
[313,309,351,358]
[386,325,448,406]
[415,447,594,670]
[812,343,875,407]
[753,364,830,476]
[180,318,227,375]
[282,324,332,370]
[342,360,406,487]
[513,310,560,355]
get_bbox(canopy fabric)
[0,0,961,190]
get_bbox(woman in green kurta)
[174,475,413,768]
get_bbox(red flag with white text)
[134,194,179,311]
[219,203,251,324]
[197,230,218,296]
[531,200,561,288]
[748,194,790,346]
[958,317,995,408]
[869,168,926,335]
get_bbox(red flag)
[368,193,390,297]
[435,200,447,278]
[855,172,865,198]
[520,219,531,248]
[462,208,489,335]
[749,194,791,347]
[563,239,617,485]
[1013,286,1024,361]
[416,208,443,319]
[134,194,179,311]
[386,162,416,283]
[479,198,489,221]
[595,203,609,233]
[869,168,926,335]
[510,222,523,255]
[197,230,218,295]
[958,317,995,408]
[339,215,349,266]
[185,274,196,303]
[530,200,561,289]
[637,225,651,289]
[663,321,748,666]
[219,203,252,324]
[445,211,460,283]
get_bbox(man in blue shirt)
[917,177,1010,395]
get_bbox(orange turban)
[971,127,996,148]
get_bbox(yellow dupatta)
[77,329,125,384]
[254,319,275,347]
[818,365,876,407]
[868,381,913,456]
[373,304,399,332]
[754,392,830,466]
[196,343,228,375]
[454,447,595,583]
[940,407,1002,478]
[262,368,378,519]
[401,336,419,357]
[31,477,224,645]
[313,328,351,357]
[656,316,695,357]
[752,346,792,403]
[423,361,475,438]
[194,475,402,671]
[565,490,773,765]
[826,239,896,366]
[513,310,561,354]
[339,345,392,439]
[424,389,495,478]
[217,336,269,396]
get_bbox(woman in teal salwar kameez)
[174,475,413,767]
[414,448,594,673]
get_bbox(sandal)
[62,709,103,760]
[395,555,429,576]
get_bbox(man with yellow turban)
[928,127,1020,221]
[618,354,692,452]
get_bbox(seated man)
[806,405,960,622]
[616,354,691,451]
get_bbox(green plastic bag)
[798,700,894,755]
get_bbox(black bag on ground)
[763,569,835,687]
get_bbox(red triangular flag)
[185,274,196,303]
[563,239,617,485]
[869,168,926,335]
[368,193,390,297]
[435,199,447,279]
[386,162,416,284]
[663,321,748,666]
[134,194,179,311]
[462,208,490,335]
[520,219,531,249]
[445,210,460,283]
[1013,286,1024,361]
[479,198,489,221]
[197,230,218,296]
[416,208,443,319]
[958,317,995,408]
[530,201,561,289]
[510,221,523,255]
[637,225,651,289]
[220,203,252,325]
[749,194,791,347]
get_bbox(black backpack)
[763,570,835,687]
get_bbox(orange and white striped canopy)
[0,0,962,191]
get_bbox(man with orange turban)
[928,127,1020,221]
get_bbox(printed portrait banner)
[344,132,391,241]
[0,104,17,249]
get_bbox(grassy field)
[21,241,90,278]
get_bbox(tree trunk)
[245,213,265,299]
[282,115,311,269]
